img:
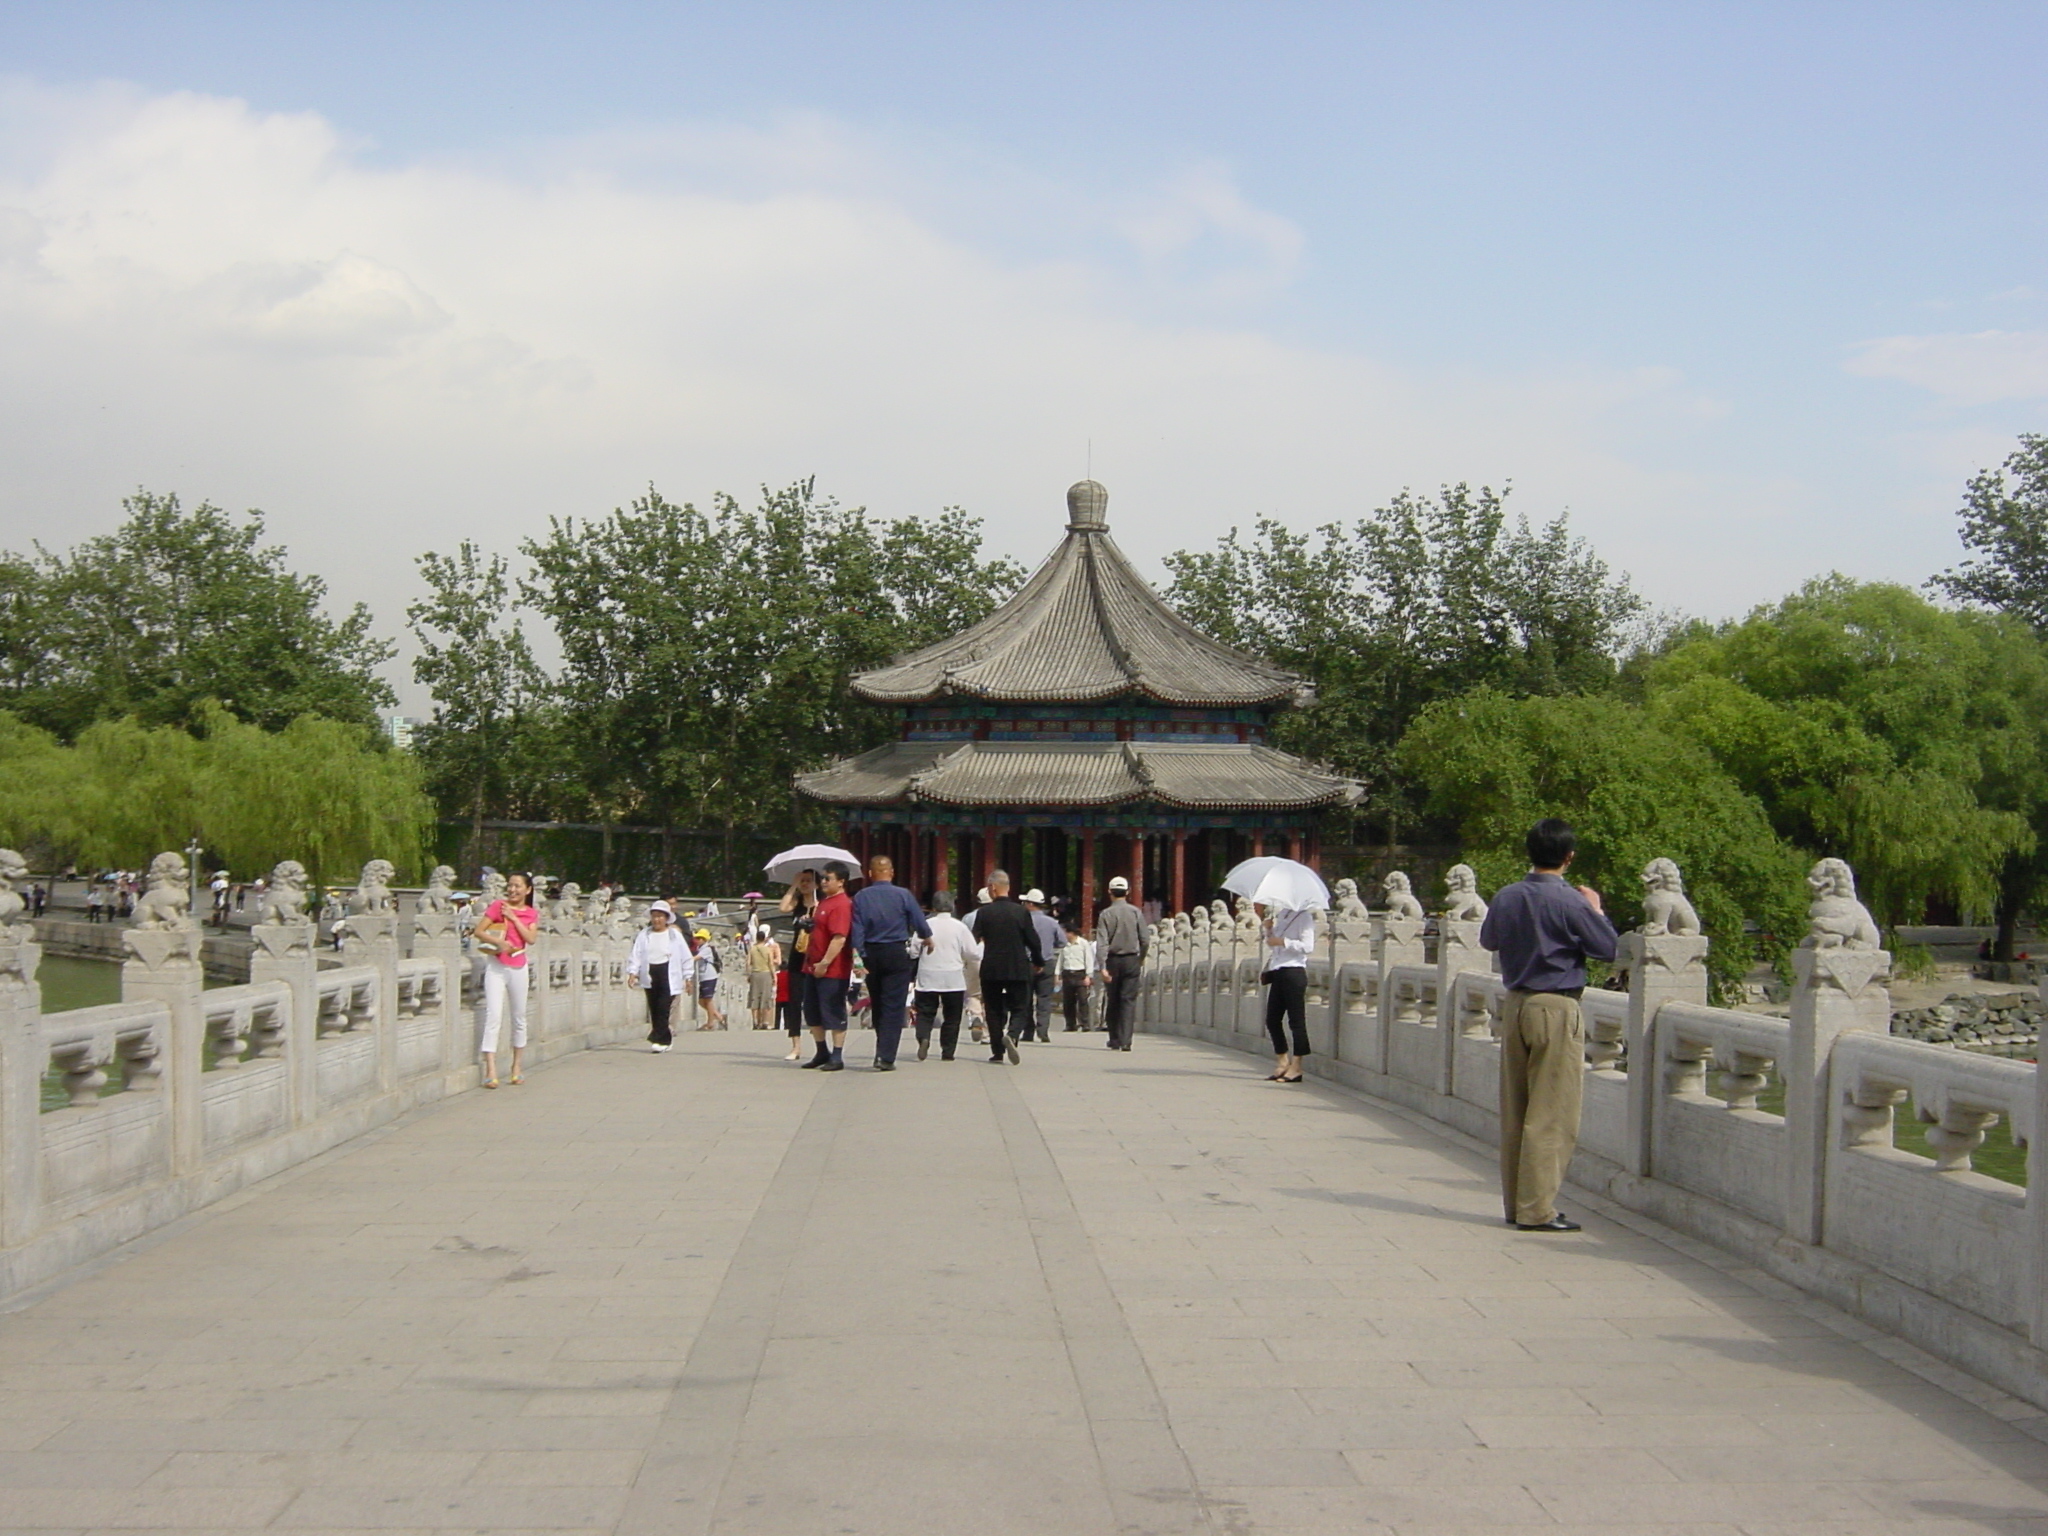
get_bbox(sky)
[0,1,2043,711]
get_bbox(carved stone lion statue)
[1330,877,1370,919]
[350,859,397,915]
[417,865,459,913]
[609,894,636,940]
[552,881,583,931]
[0,847,29,931]
[1171,912,1193,941]
[261,860,309,925]
[131,852,194,930]
[1801,857,1881,951]
[1441,864,1489,923]
[1233,895,1261,936]
[477,870,507,909]
[1380,871,1425,922]
[1639,858,1702,937]
[1210,898,1231,929]
[1189,903,1210,934]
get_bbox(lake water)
[39,953,232,1013]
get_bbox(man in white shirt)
[1058,922,1097,1031]
[912,891,982,1061]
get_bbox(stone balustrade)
[1136,867,2048,1414]
[0,856,647,1300]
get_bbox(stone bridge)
[3,855,2048,1532]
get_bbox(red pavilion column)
[932,830,951,900]
[1287,830,1303,864]
[979,824,997,894]
[1080,828,1097,931]
[1128,834,1145,909]
[1170,830,1188,915]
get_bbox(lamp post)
[185,836,203,926]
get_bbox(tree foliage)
[1932,434,2048,631]
[1646,579,2046,930]
[1398,688,1806,1000]
[1163,484,1642,833]
[0,492,396,740]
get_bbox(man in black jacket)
[975,870,1043,1065]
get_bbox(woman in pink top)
[473,871,540,1088]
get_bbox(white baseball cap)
[1108,876,1130,893]
[1024,888,1046,905]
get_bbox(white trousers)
[479,959,529,1053]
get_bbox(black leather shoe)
[819,1060,844,1072]
[916,1039,930,1061]
[801,1056,828,1069]
[1515,1213,1581,1232]
[874,1061,895,1071]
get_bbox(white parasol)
[1221,856,1330,913]
[763,843,862,885]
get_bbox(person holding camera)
[1481,818,1617,1233]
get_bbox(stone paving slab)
[6,1027,2048,1533]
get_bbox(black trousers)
[1103,952,1141,1048]
[1060,971,1090,1029]
[914,989,964,1057]
[1264,966,1310,1056]
[982,977,1035,1056]
[645,968,675,1045]
[862,944,917,1064]
[780,970,808,1036]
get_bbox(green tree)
[1398,688,1807,1000]
[1164,484,1642,839]
[1932,434,2048,630]
[407,543,539,874]
[512,480,1024,887]
[1647,579,2047,937]
[0,491,396,740]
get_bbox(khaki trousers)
[1498,990,1584,1226]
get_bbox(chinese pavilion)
[795,481,1360,925]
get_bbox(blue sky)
[1,1,2043,698]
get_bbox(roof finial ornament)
[1066,479,1108,531]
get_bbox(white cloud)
[0,83,1792,703]
[1846,329,2048,404]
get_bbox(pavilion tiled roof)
[850,481,1306,708]
[796,740,1361,813]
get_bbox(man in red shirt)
[802,862,856,1072]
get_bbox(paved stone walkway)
[6,1030,2048,1535]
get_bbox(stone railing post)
[1783,945,1889,1245]
[121,927,205,1175]
[1618,932,1710,1177]
[341,914,402,1090]
[523,933,549,1044]
[1371,915,1425,1069]
[249,922,320,1124]
[407,908,466,1072]
[0,925,45,1250]
[1434,919,1488,1085]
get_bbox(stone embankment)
[1890,990,2043,1050]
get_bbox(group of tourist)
[469,815,1614,1237]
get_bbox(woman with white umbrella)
[1223,857,1328,1084]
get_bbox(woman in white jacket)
[628,901,691,1052]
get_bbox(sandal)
[508,1074,523,1086]
[1278,1073,1304,1084]
[481,1078,498,1090]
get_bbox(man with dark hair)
[803,862,856,1072]
[974,870,1042,1065]
[852,854,931,1071]
[1480,818,1617,1232]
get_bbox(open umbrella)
[763,843,861,885]
[1221,856,1330,913]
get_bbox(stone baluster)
[250,918,319,1124]
[406,906,465,1076]
[1619,930,1710,1177]
[341,912,402,1092]
[1370,915,1425,1071]
[121,923,206,1177]
[0,921,45,1250]
[1434,918,1489,1088]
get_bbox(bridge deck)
[4,1030,2048,1534]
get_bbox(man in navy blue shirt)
[1479,818,1616,1232]
[851,854,932,1071]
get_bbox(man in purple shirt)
[1479,818,1617,1232]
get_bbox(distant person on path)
[746,923,781,1030]
[913,890,981,1061]
[86,884,104,923]
[780,870,820,1062]
[1259,900,1315,1082]
[1095,875,1147,1051]
[1058,921,1096,1030]
[473,871,540,1089]
[802,862,856,1072]
[693,929,725,1030]
[1481,818,1617,1233]
[851,854,931,1071]
[628,901,689,1052]
[1023,889,1062,1043]
[975,870,1042,1065]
